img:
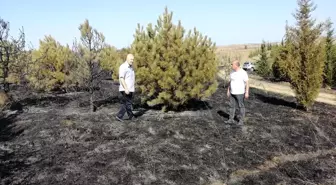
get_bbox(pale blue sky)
[2,0,336,49]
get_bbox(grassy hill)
[216,42,280,65]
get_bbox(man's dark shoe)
[127,115,139,121]
[115,116,124,122]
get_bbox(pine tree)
[75,19,106,112]
[333,45,336,86]
[267,42,272,50]
[270,43,285,80]
[118,47,131,62]
[183,28,218,101]
[324,18,336,87]
[8,50,32,85]
[28,36,76,91]
[0,18,25,93]
[131,7,218,111]
[256,41,271,77]
[100,45,122,81]
[272,22,293,81]
[280,0,325,110]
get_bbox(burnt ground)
[1,79,336,185]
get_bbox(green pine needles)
[131,7,219,111]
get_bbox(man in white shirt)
[116,54,136,121]
[225,60,249,125]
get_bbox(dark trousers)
[117,91,134,119]
[229,94,245,121]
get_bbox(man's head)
[231,60,240,71]
[126,54,134,66]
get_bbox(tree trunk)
[89,83,96,112]
[90,91,94,112]
[3,50,10,93]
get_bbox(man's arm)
[119,66,129,94]
[244,73,249,98]
[245,80,249,94]
[227,80,231,97]
[120,78,129,92]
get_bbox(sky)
[2,0,336,49]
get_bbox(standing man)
[225,60,249,125]
[116,54,136,121]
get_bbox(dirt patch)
[1,80,336,185]
[249,74,336,105]
[218,71,336,105]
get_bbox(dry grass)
[216,43,278,64]
[229,148,336,184]
[0,91,10,109]
[247,75,336,106]
[208,181,226,185]
[216,46,256,64]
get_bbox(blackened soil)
[1,80,336,185]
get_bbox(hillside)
[215,42,280,64]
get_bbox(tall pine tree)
[0,18,25,93]
[280,0,325,110]
[324,18,336,87]
[74,19,106,112]
[256,40,271,77]
[131,7,218,111]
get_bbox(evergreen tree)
[270,43,285,80]
[267,42,272,50]
[324,18,336,87]
[100,45,122,81]
[75,19,106,112]
[8,49,32,85]
[0,18,25,93]
[256,41,271,77]
[131,7,218,111]
[280,0,325,110]
[272,22,293,81]
[118,47,131,62]
[333,46,336,86]
[28,36,76,91]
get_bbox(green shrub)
[131,7,218,111]
[279,0,325,110]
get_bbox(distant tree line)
[248,42,276,59]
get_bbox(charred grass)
[1,80,336,185]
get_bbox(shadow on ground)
[19,95,73,107]
[0,113,23,142]
[0,112,28,182]
[217,110,230,119]
[251,88,299,109]
[133,97,213,112]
